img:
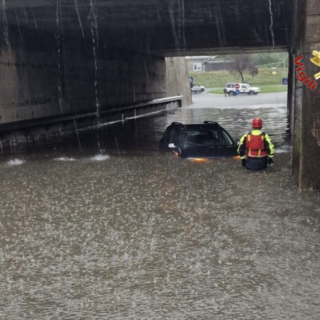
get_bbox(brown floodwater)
[1,96,320,319]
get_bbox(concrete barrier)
[0,96,183,153]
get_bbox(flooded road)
[1,93,320,319]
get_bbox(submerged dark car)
[159,121,238,159]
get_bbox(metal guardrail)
[0,96,183,151]
[0,96,183,133]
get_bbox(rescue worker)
[238,118,274,170]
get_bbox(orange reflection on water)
[189,158,209,163]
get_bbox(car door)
[192,85,200,93]
[167,127,179,146]
[240,84,248,94]
[160,126,174,148]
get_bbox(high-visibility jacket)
[237,130,274,160]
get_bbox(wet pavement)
[1,92,320,319]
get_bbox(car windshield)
[181,129,233,147]
[246,84,252,88]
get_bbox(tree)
[229,54,258,82]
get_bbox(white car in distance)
[191,84,205,94]
[224,83,260,96]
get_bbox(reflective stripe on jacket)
[237,130,275,160]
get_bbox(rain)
[0,1,320,320]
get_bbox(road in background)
[191,91,287,108]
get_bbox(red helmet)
[252,118,263,128]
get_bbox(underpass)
[0,0,319,189]
[1,1,320,318]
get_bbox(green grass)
[259,85,288,93]
[208,87,226,94]
[208,85,288,95]
[190,68,289,88]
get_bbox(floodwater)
[1,94,320,319]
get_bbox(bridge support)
[292,0,320,190]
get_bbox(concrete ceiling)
[3,0,292,56]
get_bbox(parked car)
[159,121,238,159]
[191,83,205,94]
[224,82,260,96]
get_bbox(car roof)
[225,82,255,87]
[169,121,223,129]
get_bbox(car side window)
[212,130,219,140]
[169,129,176,143]
[218,130,233,145]
[171,131,180,146]
[241,85,247,89]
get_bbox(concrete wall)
[291,0,320,190]
[165,57,192,107]
[290,0,305,187]
[0,29,169,127]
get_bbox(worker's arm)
[237,133,247,160]
[264,133,275,158]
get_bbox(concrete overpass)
[0,0,320,190]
